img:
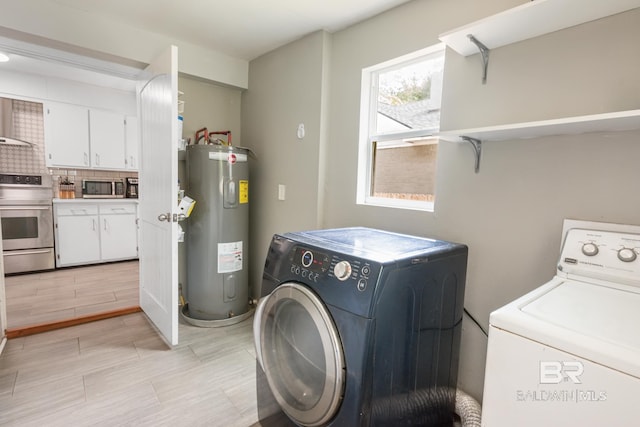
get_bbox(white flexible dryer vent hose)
[456,389,482,427]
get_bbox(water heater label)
[239,180,249,204]
[209,152,248,162]
[218,241,243,273]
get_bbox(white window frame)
[357,43,445,212]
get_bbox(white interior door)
[138,45,179,345]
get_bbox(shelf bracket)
[468,35,490,84]
[461,136,482,173]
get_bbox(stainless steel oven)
[0,174,55,274]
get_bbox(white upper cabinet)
[45,102,90,168]
[125,115,139,171]
[89,109,126,169]
[45,102,133,170]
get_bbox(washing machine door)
[254,282,345,426]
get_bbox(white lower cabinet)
[54,201,138,268]
[99,204,138,260]
[55,206,101,266]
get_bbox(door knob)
[157,213,170,222]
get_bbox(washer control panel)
[559,228,640,286]
[288,245,375,291]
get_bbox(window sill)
[359,197,435,213]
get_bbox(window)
[357,44,445,211]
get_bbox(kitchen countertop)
[53,198,139,204]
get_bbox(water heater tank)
[185,144,250,324]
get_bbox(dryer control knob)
[334,261,352,281]
[617,248,637,262]
[582,243,599,256]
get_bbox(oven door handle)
[3,249,53,256]
[0,206,51,210]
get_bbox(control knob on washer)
[581,243,599,256]
[334,261,352,281]
[617,248,637,263]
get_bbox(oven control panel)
[558,228,640,286]
[0,174,42,185]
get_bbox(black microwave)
[82,179,125,198]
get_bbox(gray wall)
[241,31,330,301]
[178,76,242,145]
[241,0,640,401]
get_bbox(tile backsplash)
[0,99,46,174]
[0,98,137,199]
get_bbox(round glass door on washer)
[254,227,468,427]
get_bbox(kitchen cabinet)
[54,200,138,267]
[99,204,138,260]
[45,102,132,170]
[44,102,90,168]
[89,109,126,169]
[125,115,139,170]
[54,204,100,266]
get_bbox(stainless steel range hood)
[0,96,40,147]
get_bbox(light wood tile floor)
[5,261,139,329]
[0,312,259,426]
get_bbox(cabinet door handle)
[104,219,107,230]
[92,219,96,231]
[95,153,100,165]
[84,152,89,166]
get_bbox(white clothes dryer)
[482,220,640,427]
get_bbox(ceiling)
[45,0,413,61]
[0,0,413,89]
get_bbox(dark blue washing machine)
[253,227,468,427]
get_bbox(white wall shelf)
[439,110,640,143]
[439,0,640,57]
[439,109,640,172]
[437,0,640,171]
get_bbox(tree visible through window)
[358,45,444,210]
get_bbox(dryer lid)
[286,227,464,262]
